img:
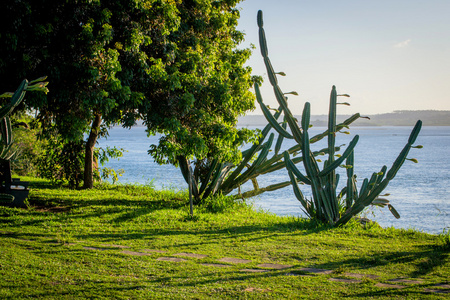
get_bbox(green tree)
[137,0,256,205]
[0,0,180,188]
[1,0,254,192]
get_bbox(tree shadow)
[310,243,448,278]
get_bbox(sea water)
[98,126,450,234]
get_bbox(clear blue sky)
[236,0,450,115]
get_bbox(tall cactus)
[256,10,422,226]
[180,68,359,203]
[284,90,422,225]
[186,10,361,202]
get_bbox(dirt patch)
[298,267,333,275]
[218,257,251,264]
[329,278,362,283]
[122,250,152,256]
[256,263,293,270]
[240,269,269,273]
[375,283,405,289]
[244,287,272,292]
[33,206,72,213]
[388,278,424,284]
[174,252,208,259]
[156,257,187,262]
[201,263,231,268]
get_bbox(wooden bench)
[0,159,30,207]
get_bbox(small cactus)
[0,77,48,207]
[0,77,48,160]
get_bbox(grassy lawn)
[1,177,449,299]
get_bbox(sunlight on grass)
[0,178,448,299]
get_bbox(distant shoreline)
[238,110,450,127]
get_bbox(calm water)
[98,126,450,234]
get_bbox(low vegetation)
[0,178,448,299]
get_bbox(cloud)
[394,39,412,48]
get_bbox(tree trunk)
[83,113,102,189]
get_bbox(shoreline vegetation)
[1,177,449,298]
[238,110,450,127]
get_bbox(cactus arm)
[300,103,324,184]
[317,183,335,222]
[222,133,274,193]
[388,204,401,219]
[327,86,338,164]
[202,163,225,199]
[386,120,422,180]
[259,139,338,172]
[255,83,292,139]
[238,103,282,158]
[345,151,355,208]
[257,10,303,143]
[408,120,422,144]
[0,80,28,119]
[10,80,28,107]
[233,133,274,183]
[0,118,10,146]
[300,103,321,180]
[225,130,271,190]
[361,173,379,200]
[198,159,220,196]
[287,167,312,217]
[260,105,283,136]
[0,144,13,159]
[309,113,360,144]
[283,151,311,185]
[358,178,369,200]
[325,86,338,217]
[5,117,12,146]
[377,166,388,183]
[264,57,279,86]
[335,173,340,190]
[319,135,359,177]
[255,146,329,178]
[335,179,391,226]
[385,145,410,180]
[336,121,421,226]
[234,180,292,199]
[249,133,274,170]
[299,102,326,219]
[273,85,303,143]
[202,163,234,199]
[221,106,282,193]
[274,119,287,155]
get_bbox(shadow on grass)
[4,180,448,283]
[346,286,446,299]
[309,244,449,278]
[0,281,153,300]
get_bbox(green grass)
[0,177,449,299]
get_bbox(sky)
[235,0,450,115]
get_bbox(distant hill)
[238,110,450,127]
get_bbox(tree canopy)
[1,0,255,188]
[139,1,256,166]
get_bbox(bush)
[36,135,85,188]
[10,112,47,176]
